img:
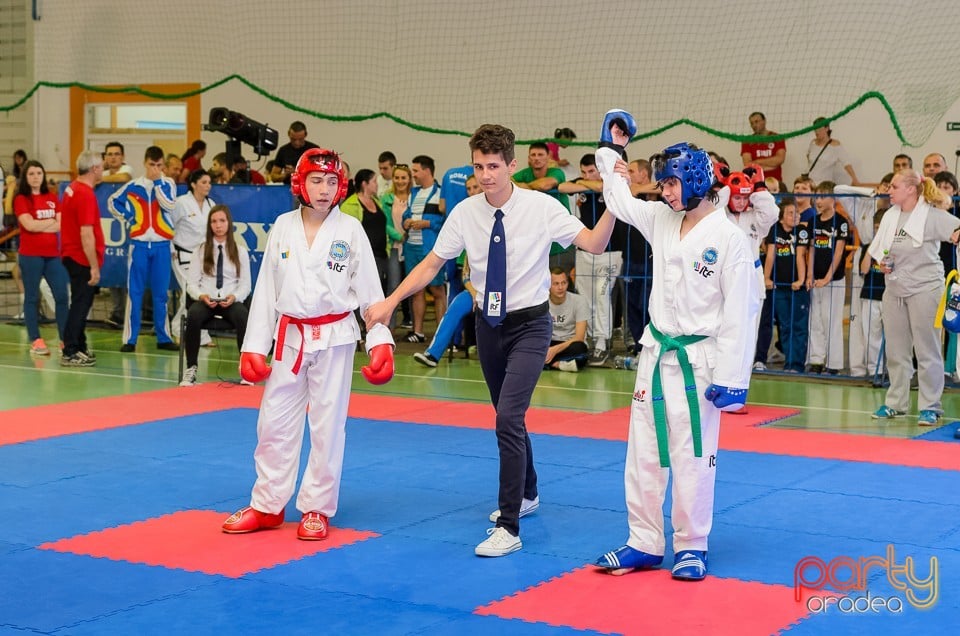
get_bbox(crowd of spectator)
[3,114,960,421]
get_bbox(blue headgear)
[653,143,714,210]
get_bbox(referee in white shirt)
[365,124,616,557]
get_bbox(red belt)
[276,312,350,374]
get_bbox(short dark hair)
[749,111,766,121]
[378,151,397,164]
[289,121,307,133]
[529,142,550,154]
[579,153,597,168]
[105,141,125,155]
[412,154,435,175]
[893,153,913,168]
[549,266,567,276]
[144,146,164,162]
[934,170,959,192]
[469,124,516,165]
[777,196,797,219]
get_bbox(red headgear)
[726,171,753,213]
[290,148,348,207]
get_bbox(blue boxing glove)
[704,384,748,412]
[599,109,637,156]
[943,284,960,333]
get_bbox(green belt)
[648,323,708,468]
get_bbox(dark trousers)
[475,307,551,537]
[184,299,249,367]
[755,293,774,363]
[62,257,98,357]
[550,339,589,369]
[773,287,810,372]
[623,261,652,352]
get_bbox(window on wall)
[87,103,188,163]
[89,104,186,132]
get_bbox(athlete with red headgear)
[715,162,778,374]
[222,147,395,540]
[592,110,760,581]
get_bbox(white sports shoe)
[179,365,198,387]
[475,526,522,557]
[557,360,579,373]
[488,495,539,523]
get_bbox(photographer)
[179,204,251,386]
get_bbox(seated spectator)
[179,205,252,386]
[544,266,589,372]
[265,160,285,184]
[412,258,478,368]
[232,156,266,185]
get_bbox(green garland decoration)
[0,75,914,147]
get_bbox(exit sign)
[948,122,960,131]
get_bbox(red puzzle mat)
[476,566,816,636]
[39,510,378,578]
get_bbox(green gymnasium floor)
[2,319,958,438]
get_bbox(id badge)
[486,292,502,317]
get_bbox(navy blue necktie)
[483,209,506,326]
[216,244,224,291]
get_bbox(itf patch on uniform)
[329,240,350,261]
[486,292,502,317]
[327,240,350,272]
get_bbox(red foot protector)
[39,510,378,578]
[476,566,818,636]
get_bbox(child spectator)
[765,198,810,373]
[806,181,849,374]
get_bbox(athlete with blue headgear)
[592,110,761,581]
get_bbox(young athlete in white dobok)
[592,110,760,581]
[222,148,395,541]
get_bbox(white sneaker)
[475,526,522,557]
[557,360,579,373]
[752,361,767,372]
[179,365,198,387]
[489,495,539,523]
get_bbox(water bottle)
[882,251,897,280]
[613,355,637,370]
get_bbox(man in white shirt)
[365,123,617,558]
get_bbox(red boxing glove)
[743,163,766,190]
[361,344,394,385]
[240,352,272,383]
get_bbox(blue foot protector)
[671,550,708,581]
[595,545,663,575]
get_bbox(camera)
[205,108,279,158]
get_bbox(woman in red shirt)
[15,160,69,356]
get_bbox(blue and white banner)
[80,183,296,288]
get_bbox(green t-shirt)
[512,166,571,255]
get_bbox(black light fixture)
[205,107,279,158]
